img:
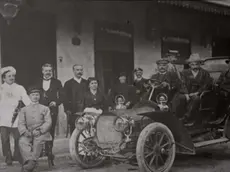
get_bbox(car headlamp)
[114,117,129,132]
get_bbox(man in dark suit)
[63,64,88,135]
[150,59,180,100]
[35,63,64,151]
[133,68,148,101]
[177,54,212,126]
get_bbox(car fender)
[143,111,195,155]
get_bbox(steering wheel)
[148,79,162,88]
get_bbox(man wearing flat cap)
[133,68,148,101]
[0,66,31,165]
[18,86,52,172]
[109,72,136,108]
[176,53,212,126]
[150,59,180,101]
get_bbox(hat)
[134,68,143,73]
[87,77,98,85]
[119,72,127,78]
[28,86,41,95]
[0,66,16,76]
[115,94,125,104]
[186,53,203,63]
[156,59,169,65]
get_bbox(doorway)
[94,21,134,94]
[1,10,56,89]
[212,37,230,57]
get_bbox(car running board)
[194,137,229,148]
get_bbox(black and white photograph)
[1,0,230,172]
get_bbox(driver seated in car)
[177,54,212,126]
[150,58,180,98]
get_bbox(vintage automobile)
[69,56,230,172]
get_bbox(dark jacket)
[83,90,106,110]
[180,68,212,94]
[110,83,136,106]
[217,69,230,91]
[150,71,180,91]
[133,77,148,96]
[63,78,88,113]
[36,78,64,109]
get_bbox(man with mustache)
[178,54,212,126]
[133,68,148,101]
[150,59,180,102]
[0,66,31,165]
[63,64,87,135]
[35,63,64,156]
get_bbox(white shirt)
[74,77,82,83]
[43,79,51,91]
[191,70,199,78]
[0,83,31,128]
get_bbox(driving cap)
[156,59,169,65]
[27,86,41,95]
[134,67,143,73]
[0,66,16,75]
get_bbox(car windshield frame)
[202,56,230,73]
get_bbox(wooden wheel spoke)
[145,151,155,158]
[158,154,164,164]
[149,154,156,166]
[144,144,154,151]
[158,133,165,145]
[155,155,159,169]
[161,141,170,148]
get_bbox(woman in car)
[83,77,108,112]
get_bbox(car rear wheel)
[69,127,105,168]
[136,122,176,172]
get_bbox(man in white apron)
[0,66,31,165]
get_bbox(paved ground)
[1,137,230,172]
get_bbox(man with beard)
[0,66,31,165]
[63,64,87,135]
[150,59,180,102]
[35,63,64,155]
[110,72,136,108]
[178,54,212,126]
[133,68,148,101]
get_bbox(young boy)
[18,86,52,172]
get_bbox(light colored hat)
[0,66,16,75]
[186,53,203,63]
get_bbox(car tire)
[69,127,105,169]
[136,122,176,172]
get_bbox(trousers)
[19,135,45,163]
[0,126,22,164]
[172,94,201,120]
[50,110,58,147]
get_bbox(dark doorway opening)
[1,10,56,90]
[94,21,134,94]
[212,37,230,57]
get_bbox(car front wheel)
[136,122,176,172]
[69,127,105,169]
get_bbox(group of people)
[1,52,230,171]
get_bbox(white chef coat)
[0,83,31,128]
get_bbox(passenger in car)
[177,53,212,126]
[216,58,230,92]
